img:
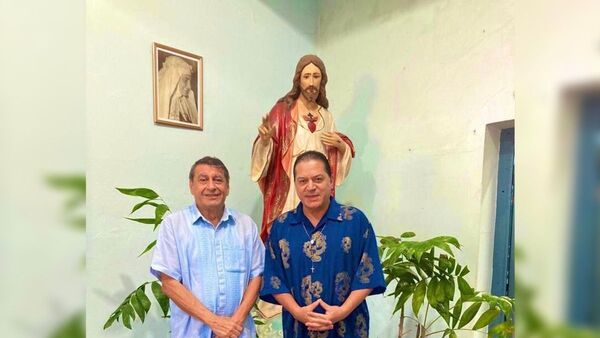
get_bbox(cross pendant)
[311,266,315,273]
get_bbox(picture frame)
[152,42,203,130]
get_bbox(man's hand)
[294,300,334,332]
[208,315,243,338]
[305,311,335,331]
[318,299,349,324]
[291,300,323,324]
[258,115,274,143]
[321,132,346,153]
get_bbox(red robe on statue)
[253,101,355,242]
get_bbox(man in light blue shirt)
[151,156,265,338]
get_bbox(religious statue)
[251,54,355,242]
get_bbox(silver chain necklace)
[302,221,327,273]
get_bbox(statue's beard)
[301,86,319,103]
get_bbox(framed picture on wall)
[152,42,203,130]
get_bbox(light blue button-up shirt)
[151,204,265,338]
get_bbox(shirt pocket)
[223,247,247,273]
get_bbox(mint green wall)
[88,0,517,337]
[86,1,317,337]
[316,1,515,336]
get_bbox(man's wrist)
[231,310,246,324]
[204,312,218,327]
[289,304,303,321]
[337,304,352,321]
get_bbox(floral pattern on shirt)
[355,314,368,338]
[335,271,351,302]
[270,276,281,289]
[279,239,290,269]
[341,236,352,253]
[357,253,374,284]
[301,275,323,305]
[303,231,327,262]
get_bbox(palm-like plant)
[103,188,171,330]
[378,232,514,338]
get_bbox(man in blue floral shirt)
[260,150,385,337]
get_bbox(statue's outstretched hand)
[258,115,274,143]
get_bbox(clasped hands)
[209,314,244,338]
[293,299,348,332]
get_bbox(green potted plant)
[103,188,171,330]
[378,232,514,338]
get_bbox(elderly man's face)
[189,164,229,210]
[300,63,321,103]
[294,159,332,212]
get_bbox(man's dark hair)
[189,156,230,182]
[278,54,329,109]
[293,150,332,178]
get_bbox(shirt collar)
[289,197,343,225]
[190,204,235,226]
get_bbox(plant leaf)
[472,308,500,330]
[436,236,461,249]
[458,302,481,329]
[443,277,455,301]
[435,277,447,302]
[117,187,159,199]
[448,257,456,273]
[125,217,156,225]
[393,284,415,314]
[151,281,170,317]
[103,312,119,330]
[458,276,474,296]
[136,287,152,312]
[436,242,455,256]
[46,175,86,192]
[121,304,135,329]
[131,200,159,214]
[130,294,146,323]
[490,295,513,315]
[451,298,463,328]
[489,320,514,337]
[401,232,416,238]
[427,277,439,306]
[392,292,407,315]
[138,240,157,257]
[412,280,426,316]
[154,204,169,227]
[434,301,452,326]
[384,274,396,286]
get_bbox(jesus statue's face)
[300,63,321,103]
